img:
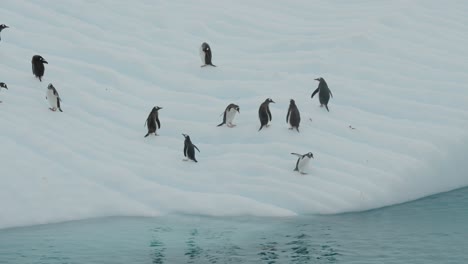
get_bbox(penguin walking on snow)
[0,24,9,42]
[32,55,48,82]
[311,77,333,112]
[144,106,162,137]
[199,42,216,67]
[0,82,8,103]
[291,152,314,174]
[258,98,275,131]
[217,103,240,127]
[182,134,200,162]
[286,99,301,132]
[46,83,63,112]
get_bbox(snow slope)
[1,0,468,229]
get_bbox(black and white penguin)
[199,42,216,67]
[182,134,200,162]
[291,152,314,174]
[0,82,7,103]
[46,83,62,112]
[217,103,240,127]
[311,77,333,112]
[0,24,9,42]
[144,106,162,137]
[286,99,301,132]
[32,55,48,82]
[258,98,275,131]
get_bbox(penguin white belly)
[199,46,205,64]
[47,89,58,108]
[297,157,311,172]
[226,108,237,124]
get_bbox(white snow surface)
[1,0,468,229]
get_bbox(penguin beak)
[43,60,48,64]
[271,100,275,103]
[314,78,319,81]
[5,26,8,28]
[182,134,187,137]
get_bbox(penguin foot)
[288,127,293,130]
[49,107,56,111]
[228,123,236,128]
[300,172,308,175]
[183,159,189,161]
[266,124,270,127]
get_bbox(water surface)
[1,187,467,263]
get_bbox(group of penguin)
[144,42,334,174]
[1,24,333,174]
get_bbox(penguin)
[182,134,200,162]
[0,24,9,42]
[311,77,333,112]
[144,106,162,137]
[286,99,301,132]
[46,83,63,112]
[291,152,314,174]
[0,82,7,103]
[217,103,240,127]
[199,42,216,67]
[32,55,48,81]
[258,98,275,131]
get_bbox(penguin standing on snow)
[0,24,9,42]
[0,82,8,103]
[291,152,314,174]
[32,55,48,81]
[258,98,275,131]
[144,106,162,137]
[46,83,63,112]
[199,42,216,67]
[311,77,333,112]
[182,134,200,162]
[286,99,301,132]
[217,103,240,127]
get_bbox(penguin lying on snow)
[199,42,216,67]
[217,103,240,127]
[0,24,9,42]
[0,82,7,103]
[46,83,63,112]
[258,98,275,131]
[311,77,333,112]
[291,152,314,174]
[286,99,301,132]
[32,55,48,82]
[182,134,200,162]
[144,106,162,137]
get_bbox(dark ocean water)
[1,187,467,263]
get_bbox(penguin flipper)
[311,88,319,98]
[217,122,225,127]
[325,105,330,112]
[286,109,290,124]
[184,145,188,157]
[329,90,333,98]
[156,118,161,129]
[258,125,264,131]
[193,145,200,153]
[291,153,302,157]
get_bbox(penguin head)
[33,55,48,64]
[47,83,55,90]
[182,133,190,140]
[152,106,163,112]
[0,24,8,31]
[314,77,324,82]
[306,152,314,159]
[0,82,7,89]
[265,98,275,104]
[290,99,296,105]
[229,104,240,113]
